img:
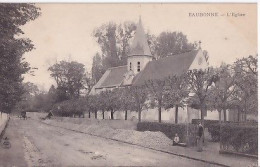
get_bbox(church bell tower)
[127,17,153,75]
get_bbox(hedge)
[137,121,198,146]
[192,119,258,128]
[208,122,258,142]
[220,124,258,156]
[192,119,220,128]
[208,123,220,142]
[52,99,86,117]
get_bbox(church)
[90,18,208,94]
[90,18,220,122]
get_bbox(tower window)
[137,62,140,72]
[130,62,132,70]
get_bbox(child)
[173,133,180,146]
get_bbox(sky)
[21,3,257,91]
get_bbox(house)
[90,18,222,122]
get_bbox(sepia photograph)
[0,2,258,167]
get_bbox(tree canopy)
[0,4,40,113]
[48,60,88,100]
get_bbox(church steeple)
[129,16,152,57]
[127,17,153,74]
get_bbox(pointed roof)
[129,17,152,57]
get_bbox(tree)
[102,89,120,120]
[129,86,148,122]
[91,21,137,85]
[163,74,189,124]
[117,87,134,120]
[207,64,236,123]
[98,91,108,119]
[145,79,167,123]
[91,53,106,84]
[48,85,58,103]
[232,55,258,121]
[186,68,218,125]
[93,21,136,68]
[0,4,40,113]
[83,71,94,94]
[86,94,99,119]
[48,61,86,99]
[13,82,40,113]
[155,31,195,59]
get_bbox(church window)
[130,62,132,70]
[137,62,140,72]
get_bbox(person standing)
[197,122,204,152]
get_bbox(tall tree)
[103,89,120,120]
[129,86,148,122]
[86,94,99,119]
[91,21,139,86]
[186,68,218,125]
[92,21,136,69]
[232,55,258,121]
[48,61,86,99]
[0,4,40,113]
[13,82,40,113]
[207,64,236,123]
[91,53,106,84]
[98,91,108,119]
[117,87,134,120]
[155,31,195,59]
[163,74,189,124]
[145,79,167,123]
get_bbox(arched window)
[137,62,140,72]
[130,62,132,70]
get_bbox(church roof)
[129,17,152,57]
[97,65,128,88]
[132,50,199,86]
[94,50,199,91]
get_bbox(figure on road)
[197,122,204,152]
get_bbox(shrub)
[220,124,258,155]
[51,98,87,117]
[208,123,220,142]
[137,121,197,146]
[191,119,219,128]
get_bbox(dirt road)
[0,118,218,166]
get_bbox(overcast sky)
[21,3,257,91]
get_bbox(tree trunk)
[102,110,105,119]
[223,109,227,122]
[218,110,221,124]
[88,111,91,118]
[125,110,127,120]
[138,108,141,122]
[200,102,206,126]
[175,105,178,124]
[158,106,162,123]
[111,110,114,120]
[237,108,240,122]
[95,111,97,119]
[158,100,162,123]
